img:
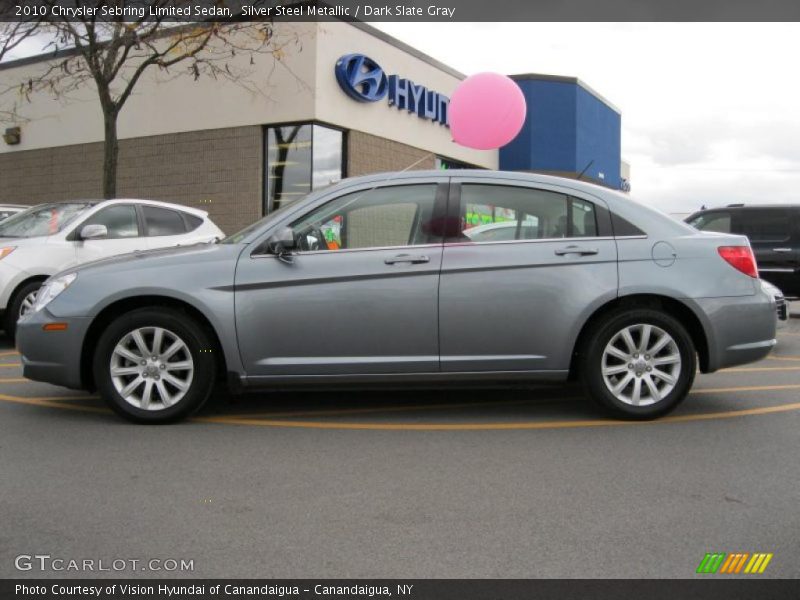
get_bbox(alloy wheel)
[601,323,682,407]
[18,290,38,318]
[109,326,194,411]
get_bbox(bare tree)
[1,1,305,198]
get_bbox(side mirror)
[265,227,296,261]
[80,224,108,240]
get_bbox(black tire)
[93,307,217,424]
[579,308,697,420]
[4,279,44,341]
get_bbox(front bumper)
[16,309,91,390]
[694,291,777,372]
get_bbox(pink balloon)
[449,73,527,150]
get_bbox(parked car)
[685,204,800,298]
[760,279,789,330]
[17,171,777,424]
[0,199,223,338]
[0,204,28,222]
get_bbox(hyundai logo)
[335,54,388,103]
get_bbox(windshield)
[0,203,94,238]
[221,201,299,245]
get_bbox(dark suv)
[686,204,800,297]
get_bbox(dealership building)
[0,21,624,234]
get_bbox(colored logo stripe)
[744,553,773,574]
[697,552,773,574]
[697,553,726,574]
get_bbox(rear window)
[184,213,203,231]
[142,206,188,237]
[688,211,732,234]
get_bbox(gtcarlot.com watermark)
[14,554,194,573]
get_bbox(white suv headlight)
[32,273,78,313]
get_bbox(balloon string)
[342,152,436,208]
[398,151,435,173]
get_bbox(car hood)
[0,235,52,246]
[60,242,243,278]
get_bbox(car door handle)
[554,245,599,256]
[385,254,430,265]
[773,248,793,253]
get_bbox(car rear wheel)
[93,308,216,423]
[4,280,43,341]
[579,308,697,419]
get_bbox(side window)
[81,205,139,239]
[737,210,790,242]
[459,185,598,242]
[570,197,598,237]
[289,184,439,252]
[184,213,203,232]
[689,211,731,234]
[143,206,188,237]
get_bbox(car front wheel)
[93,308,217,423]
[579,308,697,419]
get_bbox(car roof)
[38,198,208,218]
[690,204,800,212]
[347,169,618,195]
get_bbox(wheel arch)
[568,293,711,379]
[7,274,50,305]
[80,295,227,391]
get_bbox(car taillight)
[717,246,759,278]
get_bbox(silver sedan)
[16,171,777,423]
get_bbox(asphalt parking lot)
[1,313,799,579]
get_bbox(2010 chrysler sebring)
[16,171,777,424]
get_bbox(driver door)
[234,181,447,378]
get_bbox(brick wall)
[0,127,440,236]
[347,130,436,176]
[0,126,263,235]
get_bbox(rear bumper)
[694,292,777,372]
[16,309,91,390]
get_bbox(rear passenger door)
[734,208,798,295]
[438,179,618,373]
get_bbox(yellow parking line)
[224,395,580,420]
[765,355,800,361]
[0,350,19,357]
[0,363,21,368]
[692,383,800,394]
[0,378,29,383]
[218,383,800,420]
[196,400,800,430]
[721,366,800,373]
[0,393,109,413]
[2,382,800,429]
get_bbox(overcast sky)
[7,23,800,214]
[375,23,800,214]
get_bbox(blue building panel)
[500,75,621,190]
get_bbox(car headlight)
[32,273,78,313]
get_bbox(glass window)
[81,205,139,239]
[265,123,343,214]
[737,210,790,242]
[688,211,732,234]
[0,203,93,238]
[460,185,570,242]
[289,185,438,252]
[142,206,187,236]
[184,213,203,231]
[571,197,598,237]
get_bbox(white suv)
[0,199,223,338]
